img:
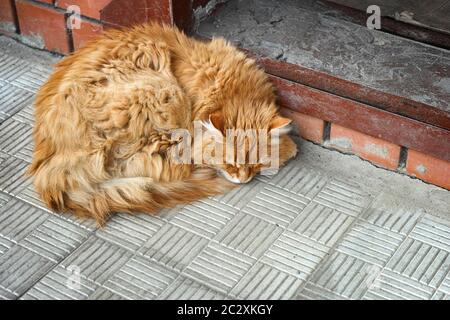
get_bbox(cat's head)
[196,110,296,184]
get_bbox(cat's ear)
[269,116,292,135]
[202,110,224,136]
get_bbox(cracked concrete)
[197,0,450,113]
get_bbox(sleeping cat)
[28,23,297,225]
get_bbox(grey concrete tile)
[433,272,450,299]
[266,164,328,199]
[159,276,226,300]
[230,262,303,299]
[0,156,31,196]
[11,103,35,126]
[0,192,11,208]
[0,235,13,256]
[361,206,422,235]
[0,53,29,82]
[170,199,238,239]
[336,221,405,266]
[432,291,450,300]
[96,213,164,252]
[0,286,17,300]
[386,238,450,288]
[88,287,126,300]
[214,211,283,259]
[213,179,265,209]
[0,245,55,298]
[306,251,376,299]
[410,214,450,252]
[363,269,435,300]
[56,213,98,232]
[261,231,329,280]
[0,118,33,162]
[21,265,98,300]
[20,216,90,263]
[289,202,355,247]
[10,64,51,93]
[102,256,178,300]
[0,84,34,120]
[297,282,348,300]
[139,223,208,271]
[60,236,133,285]
[313,178,371,217]
[242,184,309,227]
[0,199,49,242]
[16,183,53,213]
[183,242,256,294]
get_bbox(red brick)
[406,149,450,190]
[57,0,112,19]
[329,124,401,170]
[0,0,17,33]
[16,0,70,54]
[72,18,103,50]
[280,108,324,144]
[100,0,172,28]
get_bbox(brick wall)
[0,1,17,35]
[0,0,214,54]
[0,0,107,53]
[285,110,450,190]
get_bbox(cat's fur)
[28,23,297,224]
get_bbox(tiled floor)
[0,36,449,300]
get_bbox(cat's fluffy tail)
[66,168,235,225]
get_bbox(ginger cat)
[28,23,297,225]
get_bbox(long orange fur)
[28,23,297,225]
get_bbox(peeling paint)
[0,22,16,33]
[193,0,229,29]
[328,137,352,151]
[364,143,389,159]
[416,164,427,174]
[18,33,45,50]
